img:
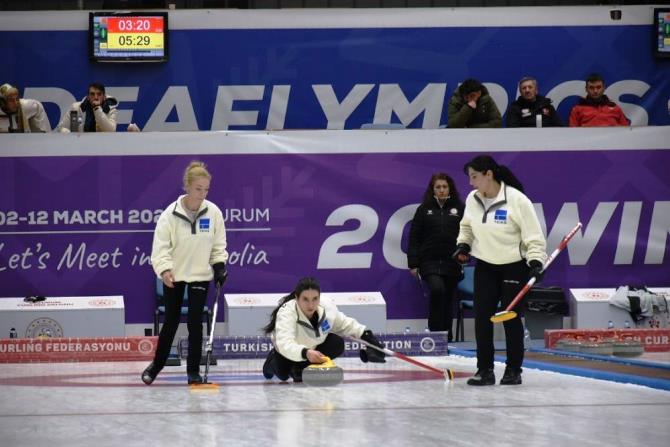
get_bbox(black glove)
[213,262,228,288]
[528,260,544,283]
[359,329,386,363]
[452,243,471,265]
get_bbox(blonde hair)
[0,83,19,99]
[183,161,211,191]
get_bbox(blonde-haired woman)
[142,161,229,385]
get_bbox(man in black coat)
[506,77,562,128]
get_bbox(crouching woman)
[262,277,385,382]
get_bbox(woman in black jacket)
[407,173,464,341]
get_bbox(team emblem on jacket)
[427,210,433,215]
[320,319,331,332]
[198,217,210,232]
[450,208,458,215]
[494,209,508,224]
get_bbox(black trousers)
[153,281,209,374]
[270,333,345,381]
[473,259,529,371]
[423,274,459,339]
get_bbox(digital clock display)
[90,12,168,62]
[655,9,670,58]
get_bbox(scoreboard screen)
[89,12,168,63]
[655,8,670,59]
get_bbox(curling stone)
[554,339,583,353]
[613,340,644,357]
[302,356,344,387]
[580,341,613,356]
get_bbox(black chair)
[153,277,212,337]
[454,266,475,342]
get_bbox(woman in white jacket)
[453,155,546,386]
[262,277,385,382]
[142,161,229,385]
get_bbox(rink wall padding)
[178,332,449,360]
[0,336,156,363]
[545,328,670,352]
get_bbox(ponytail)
[262,293,296,334]
[463,155,524,193]
[496,165,524,193]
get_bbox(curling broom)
[191,284,222,391]
[490,222,582,323]
[353,336,454,381]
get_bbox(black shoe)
[262,349,276,380]
[187,372,203,385]
[466,368,495,386]
[290,365,304,383]
[141,362,160,385]
[500,367,522,385]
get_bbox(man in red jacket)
[569,73,629,127]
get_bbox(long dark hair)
[263,277,321,334]
[463,155,524,193]
[422,172,461,204]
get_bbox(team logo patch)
[450,208,458,215]
[494,209,508,224]
[427,210,433,215]
[198,218,210,232]
[320,320,331,332]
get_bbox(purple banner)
[1,145,669,324]
[177,332,450,359]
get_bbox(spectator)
[569,74,629,127]
[56,82,118,133]
[0,83,49,133]
[506,77,562,127]
[447,79,502,128]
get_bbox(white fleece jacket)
[273,298,366,362]
[151,196,228,282]
[457,182,547,266]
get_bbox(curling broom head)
[490,310,517,323]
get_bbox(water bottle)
[424,326,430,333]
[523,327,531,351]
[404,326,411,335]
[9,327,17,339]
[624,320,631,329]
[69,110,79,132]
[607,320,614,329]
[535,114,542,128]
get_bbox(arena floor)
[1,353,669,447]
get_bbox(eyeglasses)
[24,295,46,303]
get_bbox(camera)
[610,9,622,21]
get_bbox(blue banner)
[1,11,669,130]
